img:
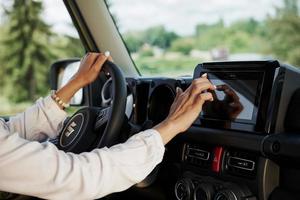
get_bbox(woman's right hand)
[154,74,216,144]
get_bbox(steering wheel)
[57,61,127,153]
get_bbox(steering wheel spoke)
[94,106,111,130]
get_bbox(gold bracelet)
[51,90,70,109]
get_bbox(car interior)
[1,0,300,200]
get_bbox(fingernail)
[214,85,217,89]
[201,73,207,77]
[176,87,180,93]
[104,51,110,57]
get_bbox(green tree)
[2,0,53,102]
[51,34,84,59]
[143,26,178,49]
[267,0,300,66]
[123,31,144,52]
[171,38,195,55]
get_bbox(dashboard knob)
[193,183,215,200]
[175,178,194,200]
[214,190,238,200]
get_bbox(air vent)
[183,143,213,169]
[224,150,257,178]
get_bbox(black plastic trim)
[262,133,300,164]
[63,0,98,52]
[180,126,264,152]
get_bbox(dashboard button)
[212,147,224,173]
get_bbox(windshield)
[107,0,300,77]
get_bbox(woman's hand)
[72,52,112,89]
[154,74,216,144]
[54,52,111,109]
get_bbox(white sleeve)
[7,96,67,141]
[0,127,165,200]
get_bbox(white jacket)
[0,96,165,199]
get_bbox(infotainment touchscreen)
[193,61,280,133]
[200,71,263,124]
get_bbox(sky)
[0,0,289,36]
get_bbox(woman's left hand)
[72,52,112,89]
[54,52,112,109]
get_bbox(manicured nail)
[104,51,110,57]
[201,73,207,77]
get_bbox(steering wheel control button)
[95,107,111,130]
[212,146,224,173]
[60,113,84,148]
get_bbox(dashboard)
[107,60,300,200]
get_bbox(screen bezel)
[192,61,279,133]
[199,71,264,125]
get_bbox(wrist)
[69,76,86,90]
[153,120,179,145]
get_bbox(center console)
[174,61,284,200]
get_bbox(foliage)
[143,26,178,49]
[266,0,300,66]
[170,38,195,55]
[1,0,54,102]
[123,31,144,52]
[122,0,300,75]
[122,26,178,52]
[135,55,200,77]
[0,0,84,104]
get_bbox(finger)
[86,52,99,66]
[93,54,108,72]
[192,78,216,90]
[80,53,89,62]
[201,73,207,78]
[107,55,114,62]
[173,87,184,104]
[176,86,183,96]
[173,87,183,103]
[193,92,213,111]
[192,77,210,84]
[104,51,114,62]
[196,92,213,106]
[191,82,216,96]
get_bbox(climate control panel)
[174,172,256,200]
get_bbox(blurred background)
[0,0,299,115]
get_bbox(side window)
[0,0,84,116]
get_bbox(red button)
[212,147,223,173]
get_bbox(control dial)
[214,189,238,200]
[193,183,215,200]
[175,178,194,200]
